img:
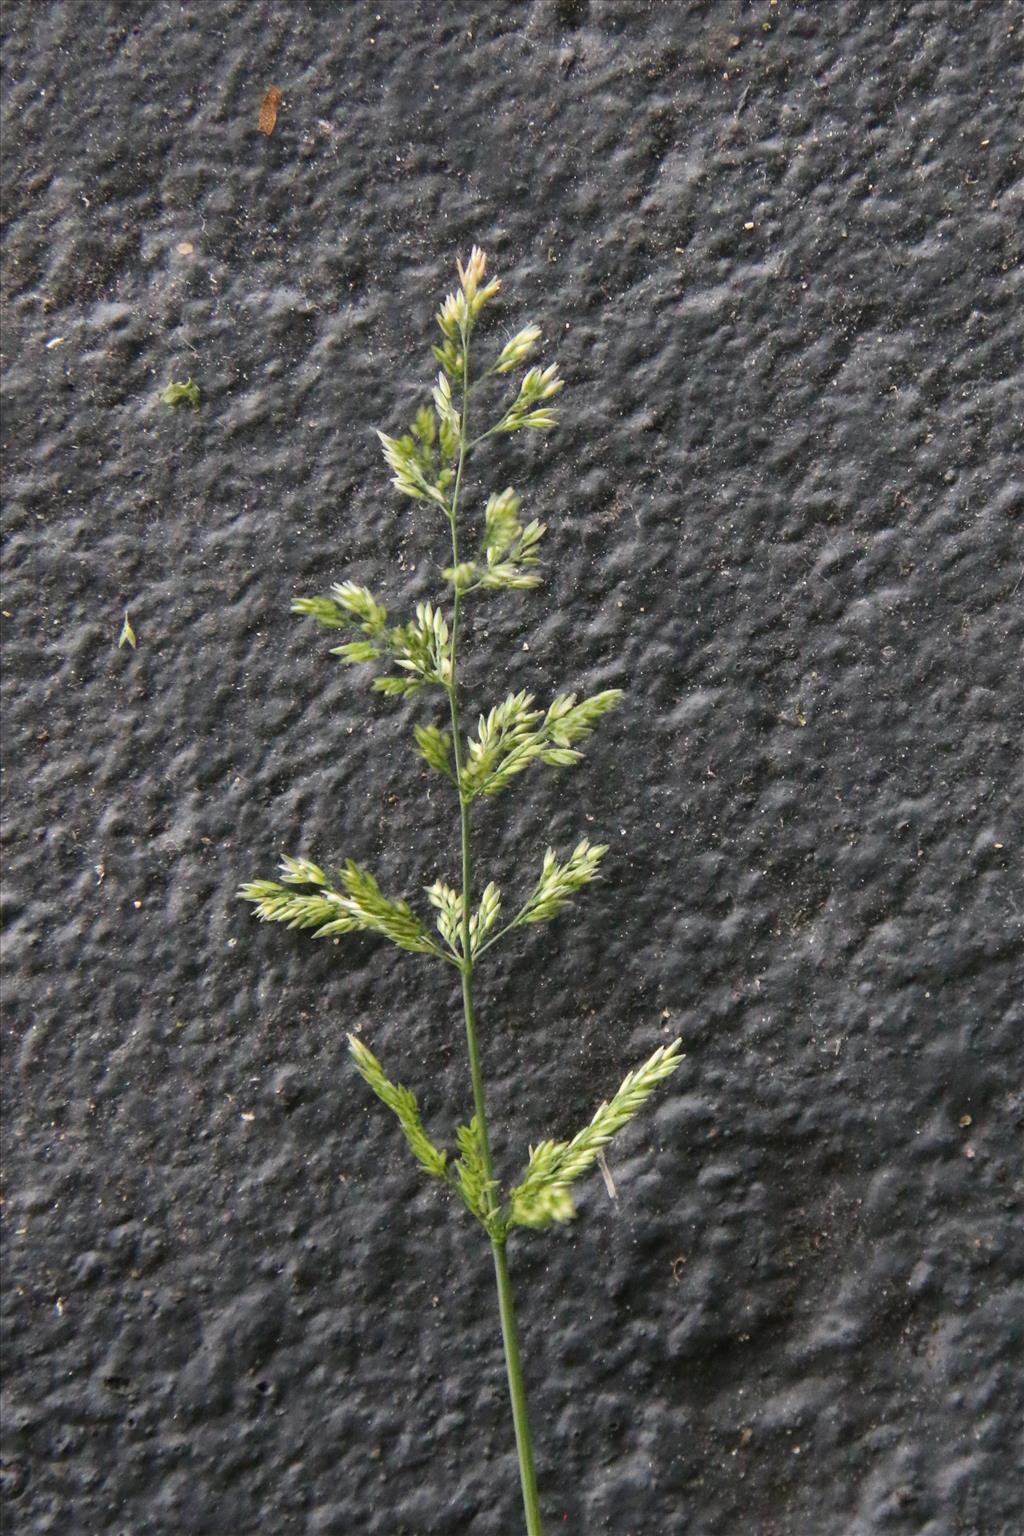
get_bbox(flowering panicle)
[239,246,682,1536]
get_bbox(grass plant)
[240,248,682,1534]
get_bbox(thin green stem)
[492,1236,545,1536]
[443,319,545,1536]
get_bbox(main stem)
[444,323,545,1536]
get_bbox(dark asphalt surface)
[2,3,1022,1533]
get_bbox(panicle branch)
[239,857,446,958]
[348,1035,449,1179]
[461,688,624,799]
[454,1116,503,1236]
[444,487,547,596]
[491,364,564,434]
[506,1041,685,1229]
[425,878,502,961]
[492,324,542,374]
[517,839,609,925]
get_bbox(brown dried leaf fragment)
[258,86,282,136]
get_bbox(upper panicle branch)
[291,587,453,700]
[457,246,502,312]
[454,1117,503,1235]
[461,688,624,800]
[491,325,542,375]
[426,878,501,963]
[469,881,501,953]
[292,580,387,635]
[518,840,609,926]
[472,842,607,962]
[414,722,454,779]
[378,426,453,509]
[431,373,462,457]
[444,488,547,597]
[491,364,564,435]
[425,878,464,958]
[374,602,452,695]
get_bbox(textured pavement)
[2,3,1022,1533]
